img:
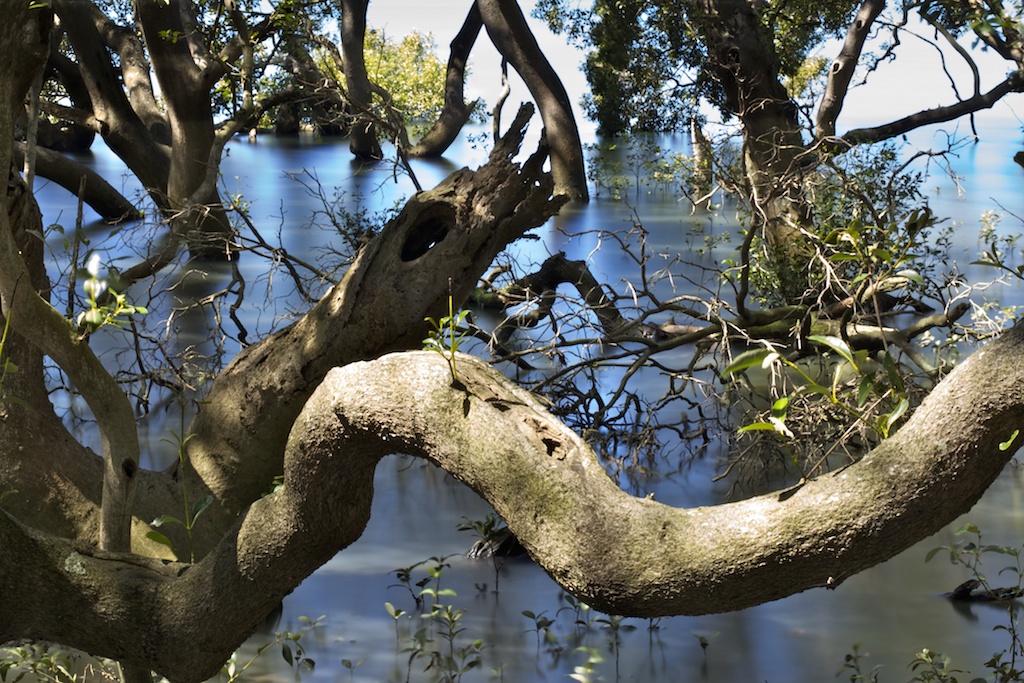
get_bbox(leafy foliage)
[75,253,148,336]
[146,430,213,563]
[364,29,448,125]
[0,644,118,683]
[222,615,323,682]
[314,27,451,138]
[423,283,471,383]
[535,0,858,133]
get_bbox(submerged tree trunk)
[478,0,589,202]
[51,0,171,198]
[409,1,483,157]
[339,0,382,159]
[12,142,139,222]
[693,0,814,301]
[136,0,235,259]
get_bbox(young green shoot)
[423,278,470,383]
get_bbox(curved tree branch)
[1,12,138,553]
[11,142,140,222]
[184,103,567,520]
[480,252,631,344]
[409,1,483,157]
[478,0,589,201]
[5,318,1024,681]
[842,73,1024,145]
[52,0,171,193]
[308,341,1024,615]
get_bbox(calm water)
[27,8,1024,681]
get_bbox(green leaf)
[999,429,1019,451]
[807,335,858,370]
[281,643,293,666]
[827,253,861,262]
[737,422,778,433]
[771,396,789,419]
[190,495,214,522]
[895,268,924,285]
[150,514,182,528]
[924,547,945,563]
[722,348,774,376]
[83,308,104,327]
[1,396,31,412]
[803,380,833,396]
[882,398,909,436]
[956,523,981,536]
[880,352,905,394]
[145,530,174,549]
[857,374,875,408]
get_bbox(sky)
[366,1,593,128]
[363,1,1023,137]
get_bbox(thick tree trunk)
[5,8,1024,677]
[2,2,139,554]
[0,105,564,559]
[339,0,382,159]
[184,104,566,520]
[136,0,234,259]
[694,0,813,301]
[279,51,349,135]
[478,0,589,202]
[51,0,171,195]
[408,2,483,157]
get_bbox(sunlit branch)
[842,74,1023,144]
[815,0,884,139]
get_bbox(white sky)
[365,1,1023,136]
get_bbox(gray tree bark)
[184,104,566,520]
[0,96,564,561]
[693,0,812,301]
[5,6,1024,682]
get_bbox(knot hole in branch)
[400,204,456,261]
